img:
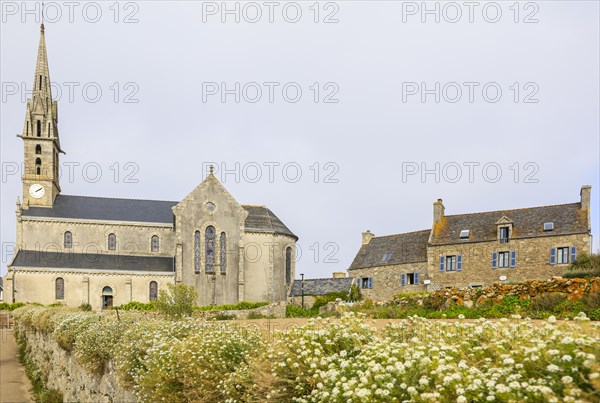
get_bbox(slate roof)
[10,250,175,272]
[23,195,177,223]
[431,203,589,245]
[289,277,354,297]
[21,195,296,238]
[242,205,297,238]
[349,230,430,270]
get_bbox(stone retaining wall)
[196,301,287,319]
[15,324,136,403]
[394,277,600,308]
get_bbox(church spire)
[33,18,52,105]
[19,22,62,208]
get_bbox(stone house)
[2,25,297,310]
[349,187,592,300]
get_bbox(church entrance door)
[102,286,113,308]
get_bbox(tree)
[155,283,198,318]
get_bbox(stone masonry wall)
[394,276,600,309]
[15,324,136,402]
[348,262,428,300]
[427,233,591,290]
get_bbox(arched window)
[37,120,41,137]
[55,278,64,300]
[194,231,200,273]
[220,232,226,274]
[64,231,72,249]
[285,247,292,285]
[149,281,158,301]
[108,233,116,250]
[35,144,42,154]
[205,226,215,273]
[35,158,42,175]
[151,235,159,252]
[102,286,113,308]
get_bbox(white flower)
[561,376,573,385]
[547,364,560,373]
[457,396,467,403]
[547,316,557,323]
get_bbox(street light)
[300,273,305,309]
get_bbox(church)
[2,25,298,310]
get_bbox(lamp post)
[301,273,305,309]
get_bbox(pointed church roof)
[34,23,52,99]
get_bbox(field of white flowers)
[12,306,600,402]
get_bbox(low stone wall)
[394,277,600,308]
[196,301,287,320]
[15,324,136,403]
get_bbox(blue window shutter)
[510,250,516,268]
[550,248,556,265]
[415,272,420,285]
[401,273,406,286]
[492,252,497,269]
[368,277,373,289]
[457,255,462,271]
[356,278,361,289]
[439,256,444,272]
[570,246,577,263]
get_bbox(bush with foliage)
[564,253,600,278]
[195,301,269,312]
[0,302,26,311]
[155,283,198,318]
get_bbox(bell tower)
[19,23,63,208]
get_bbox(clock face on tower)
[29,184,45,199]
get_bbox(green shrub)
[74,319,129,373]
[54,313,97,351]
[246,311,274,319]
[312,291,350,310]
[530,293,566,313]
[195,301,269,312]
[285,305,318,318]
[0,302,26,311]
[213,313,236,320]
[564,253,600,278]
[113,301,156,311]
[580,292,600,311]
[78,303,92,311]
[155,283,198,318]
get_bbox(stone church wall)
[19,218,175,256]
[8,270,173,310]
[243,232,296,303]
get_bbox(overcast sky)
[1,1,599,278]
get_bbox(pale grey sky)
[1,1,599,278]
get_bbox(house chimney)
[332,272,346,279]
[580,185,591,211]
[362,230,375,245]
[433,198,445,224]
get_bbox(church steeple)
[20,23,63,208]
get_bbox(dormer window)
[381,252,393,262]
[499,227,509,244]
[460,229,470,239]
[544,222,554,231]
